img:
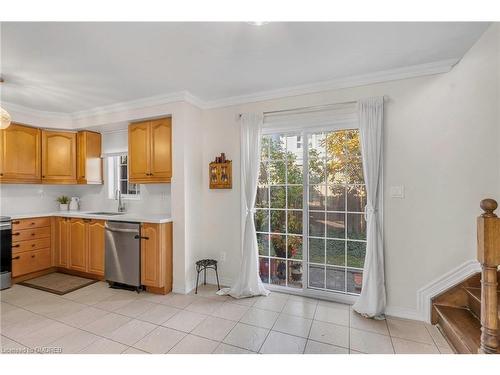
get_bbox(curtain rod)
[238,96,388,118]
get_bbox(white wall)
[199,24,500,318]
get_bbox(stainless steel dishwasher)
[104,221,142,291]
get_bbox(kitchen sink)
[86,212,125,216]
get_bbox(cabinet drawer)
[12,226,51,242]
[12,238,51,254]
[12,248,51,277]
[12,217,50,231]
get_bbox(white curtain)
[352,97,386,319]
[217,113,270,299]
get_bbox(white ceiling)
[0,22,489,113]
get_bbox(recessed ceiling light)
[247,22,268,26]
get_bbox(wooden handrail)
[477,198,500,354]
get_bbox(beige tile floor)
[0,282,455,354]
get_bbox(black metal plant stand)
[195,259,220,294]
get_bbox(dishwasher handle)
[104,224,140,234]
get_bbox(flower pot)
[59,203,68,211]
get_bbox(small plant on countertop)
[56,195,70,204]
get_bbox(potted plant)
[56,195,70,211]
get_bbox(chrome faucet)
[116,190,126,212]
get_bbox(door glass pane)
[308,238,324,264]
[270,259,287,286]
[287,159,303,185]
[259,257,269,283]
[288,261,303,289]
[347,213,366,240]
[287,186,303,209]
[347,185,366,212]
[309,265,325,288]
[270,211,286,233]
[269,161,286,184]
[327,185,345,211]
[287,211,302,234]
[326,212,345,238]
[309,185,326,210]
[347,241,366,268]
[326,267,346,292]
[326,239,345,266]
[347,268,363,294]
[254,210,269,232]
[270,234,286,258]
[256,186,269,208]
[309,211,325,237]
[270,186,286,208]
[287,235,303,259]
[257,233,269,256]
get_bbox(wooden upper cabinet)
[129,117,172,183]
[77,131,103,184]
[87,220,105,275]
[69,218,87,272]
[150,118,172,180]
[42,130,77,184]
[128,121,150,181]
[0,123,41,183]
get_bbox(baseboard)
[385,306,422,321]
[416,259,481,323]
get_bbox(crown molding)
[3,57,459,126]
[201,58,460,109]
[2,101,72,121]
[71,90,198,120]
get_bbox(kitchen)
[0,118,174,294]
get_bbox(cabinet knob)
[0,173,3,176]
[12,256,20,260]
[31,254,35,258]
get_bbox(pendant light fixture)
[0,77,11,129]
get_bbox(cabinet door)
[128,121,150,182]
[149,118,172,182]
[69,219,87,272]
[77,131,102,184]
[141,223,164,287]
[42,130,77,184]
[0,124,41,183]
[57,218,70,267]
[87,220,105,275]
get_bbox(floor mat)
[19,272,98,295]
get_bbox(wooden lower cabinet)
[55,217,105,276]
[140,222,172,292]
[11,217,52,278]
[87,220,105,275]
[56,217,70,267]
[69,219,87,272]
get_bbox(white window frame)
[106,153,141,200]
[259,121,363,304]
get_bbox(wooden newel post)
[477,198,499,354]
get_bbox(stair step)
[463,287,500,319]
[464,287,481,318]
[434,304,481,354]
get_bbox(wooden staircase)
[431,199,500,354]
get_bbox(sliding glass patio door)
[256,128,367,297]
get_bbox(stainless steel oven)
[0,216,12,290]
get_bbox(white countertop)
[5,211,172,224]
